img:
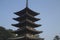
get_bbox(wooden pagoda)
[9,0,44,40]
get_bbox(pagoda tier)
[8,35,44,40]
[13,27,43,35]
[13,13,40,22]
[14,7,39,16]
[12,19,41,28]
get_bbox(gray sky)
[0,0,60,40]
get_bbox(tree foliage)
[0,26,15,40]
[54,35,60,40]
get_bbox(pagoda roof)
[12,19,41,28]
[13,27,42,34]
[8,36,25,40]
[13,13,40,22]
[8,35,44,40]
[14,7,40,16]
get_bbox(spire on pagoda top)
[26,0,28,8]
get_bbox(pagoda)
[9,0,44,40]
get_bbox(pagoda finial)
[26,0,28,7]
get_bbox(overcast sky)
[0,0,60,40]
